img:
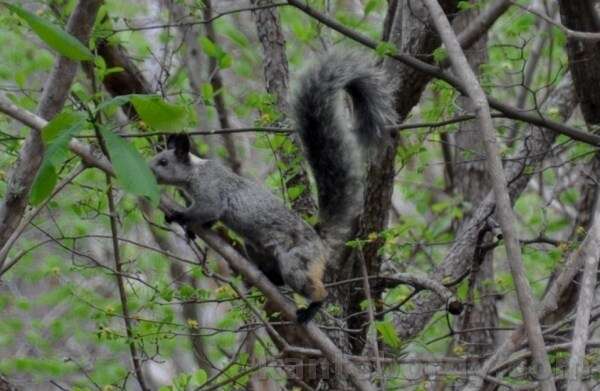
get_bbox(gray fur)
[149,150,328,304]
[291,51,397,252]
[148,52,397,322]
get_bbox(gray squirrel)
[149,52,396,323]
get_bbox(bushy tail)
[291,51,396,252]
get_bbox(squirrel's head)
[149,133,199,186]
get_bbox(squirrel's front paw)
[165,211,186,225]
[185,228,197,241]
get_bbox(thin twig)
[358,251,384,387]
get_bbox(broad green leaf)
[375,319,401,348]
[30,112,86,205]
[30,161,57,206]
[99,127,159,205]
[3,3,94,61]
[42,111,85,144]
[130,95,187,131]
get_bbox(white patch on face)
[189,154,208,166]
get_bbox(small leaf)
[192,369,207,386]
[364,0,380,15]
[218,54,232,69]
[99,127,159,205]
[199,36,220,58]
[130,95,187,131]
[201,83,214,102]
[30,112,85,205]
[30,162,57,205]
[3,2,94,61]
[375,320,401,348]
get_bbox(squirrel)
[149,52,396,323]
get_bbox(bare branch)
[422,1,555,389]
[105,176,149,390]
[0,165,85,271]
[513,1,600,41]
[567,194,600,390]
[452,0,512,54]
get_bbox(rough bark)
[559,0,600,124]
[450,2,499,367]
[202,0,242,174]
[566,194,600,390]
[0,0,102,250]
[250,0,316,216]
[341,0,460,356]
[249,1,322,387]
[0,375,16,391]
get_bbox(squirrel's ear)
[168,134,191,163]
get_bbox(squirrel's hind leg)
[296,301,323,323]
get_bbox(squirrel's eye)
[158,158,168,167]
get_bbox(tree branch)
[286,0,600,148]
[422,1,555,388]
[0,0,102,248]
[566,193,600,390]
[0,97,377,391]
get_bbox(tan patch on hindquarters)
[307,257,328,301]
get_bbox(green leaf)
[95,94,132,113]
[192,369,207,386]
[41,111,85,144]
[375,41,397,57]
[364,0,381,15]
[433,47,448,63]
[375,319,401,348]
[30,161,57,206]
[3,3,94,61]
[99,127,159,205]
[218,53,232,69]
[30,112,86,205]
[201,83,214,102]
[130,95,187,131]
[199,36,220,58]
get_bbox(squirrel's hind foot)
[296,301,323,324]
